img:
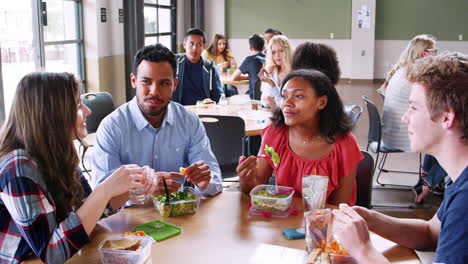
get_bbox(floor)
[336,80,442,220]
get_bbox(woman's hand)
[237,156,258,191]
[258,69,275,87]
[102,164,144,199]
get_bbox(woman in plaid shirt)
[0,72,148,263]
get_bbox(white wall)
[350,0,375,79]
[204,0,225,41]
[96,0,124,57]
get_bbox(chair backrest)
[362,96,382,145]
[355,150,375,208]
[199,115,245,178]
[377,88,385,101]
[343,104,363,130]
[253,78,262,100]
[81,92,115,134]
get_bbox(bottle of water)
[219,94,228,105]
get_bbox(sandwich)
[102,239,142,251]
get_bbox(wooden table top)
[220,72,249,85]
[22,191,420,264]
[186,104,269,137]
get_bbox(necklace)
[301,135,323,145]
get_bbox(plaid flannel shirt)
[0,149,118,263]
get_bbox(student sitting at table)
[92,43,223,198]
[172,28,224,105]
[237,69,363,205]
[231,33,266,100]
[332,52,468,264]
[0,72,149,264]
[202,33,238,97]
[258,35,294,108]
[202,33,237,71]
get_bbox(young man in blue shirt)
[231,34,266,100]
[92,44,223,197]
[172,28,224,105]
[332,52,468,264]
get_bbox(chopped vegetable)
[153,191,198,217]
[123,231,147,236]
[179,167,188,175]
[264,144,280,167]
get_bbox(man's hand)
[332,204,374,259]
[186,161,211,189]
[148,172,184,195]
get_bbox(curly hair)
[406,51,468,143]
[270,69,352,143]
[291,42,341,85]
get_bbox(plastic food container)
[330,254,358,264]
[98,235,154,264]
[151,187,200,217]
[250,185,294,214]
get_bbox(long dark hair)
[207,34,230,61]
[0,72,85,222]
[270,69,351,143]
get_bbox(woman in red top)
[237,69,363,205]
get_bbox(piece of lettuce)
[264,144,280,167]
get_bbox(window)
[143,0,176,50]
[0,0,84,118]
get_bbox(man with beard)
[92,44,222,198]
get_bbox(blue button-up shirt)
[92,97,222,196]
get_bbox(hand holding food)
[184,161,211,189]
[236,156,258,186]
[258,68,275,87]
[332,204,373,257]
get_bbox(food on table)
[306,248,331,264]
[202,98,215,104]
[102,239,141,251]
[153,190,199,217]
[264,144,280,167]
[123,231,146,237]
[250,185,293,214]
[257,189,288,198]
[179,167,188,175]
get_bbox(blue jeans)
[422,154,447,190]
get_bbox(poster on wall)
[357,5,371,29]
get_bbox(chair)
[252,78,262,100]
[79,92,115,173]
[81,92,115,134]
[343,104,363,130]
[355,151,374,209]
[362,95,421,187]
[377,88,385,101]
[199,115,245,181]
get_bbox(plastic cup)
[129,166,154,204]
